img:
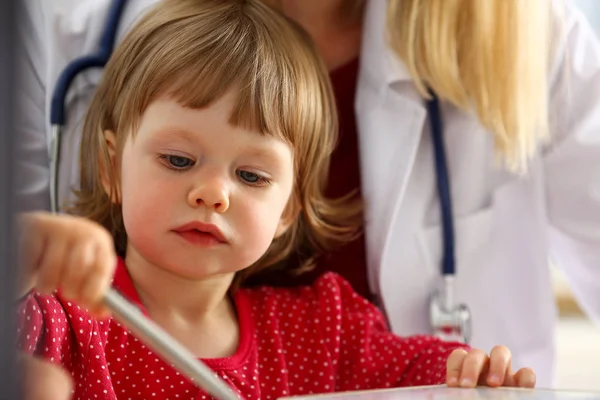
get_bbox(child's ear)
[99,130,121,204]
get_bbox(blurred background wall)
[573,0,600,36]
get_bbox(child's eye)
[237,170,270,186]
[159,155,194,170]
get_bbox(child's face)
[111,91,295,280]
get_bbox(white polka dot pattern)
[16,273,469,399]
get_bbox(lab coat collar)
[360,0,414,87]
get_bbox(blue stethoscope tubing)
[49,0,128,214]
[47,2,239,399]
[426,91,471,343]
[427,92,456,309]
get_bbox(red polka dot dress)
[17,258,469,399]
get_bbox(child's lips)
[175,229,225,247]
[172,221,228,245]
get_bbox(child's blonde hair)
[72,0,361,287]
[387,0,552,173]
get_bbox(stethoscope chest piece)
[429,287,472,344]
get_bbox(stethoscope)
[48,1,238,399]
[49,0,128,214]
[426,93,472,345]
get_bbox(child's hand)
[18,212,117,316]
[446,346,536,389]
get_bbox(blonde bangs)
[109,0,335,159]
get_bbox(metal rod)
[443,275,454,312]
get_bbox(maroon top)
[313,58,370,299]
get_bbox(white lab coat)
[16,0,600,389]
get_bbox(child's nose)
[187,178,230,213]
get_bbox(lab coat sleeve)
[15,0,52,212]
[544,4,600,323]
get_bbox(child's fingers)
[60,240,97,301]
[446,348,468,387]
[78,244,116,315]
[458,349,489,388]
[513,368,536,388]
[17,232,44,295]
[18,226,44,275]
[36,241,68,295]
[485,345,512,387]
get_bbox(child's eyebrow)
[151,128,198,144]
[244,147,284,161]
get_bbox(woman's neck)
[124,249,239,358]
[275,0,364,71]
[278,0,349,29]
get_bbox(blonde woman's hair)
[71,0,361,288]
[387,0,552,172]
